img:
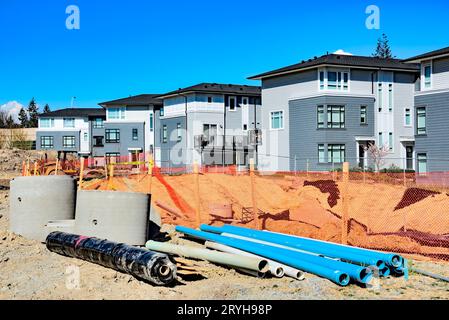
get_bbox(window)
[63,136,75,148]
[105,129,120,143]
[40,118,54,128]
[424,64,432,89]
[417,154,427,175]
[417,107,426,135]
[84,132,88,142]
[160,107,164,117]
[318,144,325,163]
[177,123,182,141]
[93,118,104,128]
[378,132,383,146]
[149,113,154,132]
[319,71,325,90]
[388,84,393,112]
[93,136,104,147]
[242,97,248,105]
[328,144,345,163]
[319,70,349,91]
[328,72,337,89]
[327,105,345,128]
[203,124,217,145]
[229,97,236,111]
[207,96,213,104]
[132,128,138,141]
[378,83,383,112]
[106,153,120,164]
[389,132,393,151]
[108,107,125,120]
[405,108,411,126]
[270,111,284,130]
[162,125,167,143]
[63,118,75,128]
[40,136,53,148]
[317,105,325,128]
[360,106,367,124]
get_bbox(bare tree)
[365,143,390,172]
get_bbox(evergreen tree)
[18,107,29,128]
[372,33,394,59]
[43,104,51,114]
[27,97,39,128]
[5,115,15,128]
[0,110,7,128]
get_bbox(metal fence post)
[341,162,349,245]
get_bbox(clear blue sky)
[1,0,449,111]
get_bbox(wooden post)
[341,162,349,245]
[250,158,259,230]
[26,159,30,176]
[78,157,85,190]
[104,156,108,179]
[193,161,201,227]
[33,162,38,176]
[55,157,59,176]
[107,163,115,191]
[22,161,26,176]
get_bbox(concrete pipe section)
[74,190,150,246]
[9,176,76,242]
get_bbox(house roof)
[98,94,163,107]
[248,54,420,80]
[155,83,261,99]
[403,46,449,63]
[39,108,105,118]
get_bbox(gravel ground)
[0,188,448,300]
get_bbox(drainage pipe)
[202,224,402,268]
[46,232,176,286]
[206,241,307,280]
[176,226,365,286]
[146,240,269,273]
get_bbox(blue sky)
[1,0,449,114]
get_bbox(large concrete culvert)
[9,176,77,242]
[74,190,150,245]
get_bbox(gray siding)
[36,131,80,152]
[90,118,106,157]
[103,122,145,156]
[433,57,449,90]
[159,116,187,168]
[415,91,449,172]
[289,95,375,171]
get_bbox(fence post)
[294,155,297,176]
[341,162,349,245]
[104,156,108,179]
[148,154,154,194]
[193,161,201,227]
[55,158,59,176]
[78,156,85,190]
[306,159,309,178]
[33,162,37,176]
[403,157,407,188]
[250,158,259,230]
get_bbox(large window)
[327,106,345,128]
[424,64,432,89]
[93,118,104,129]
[40,136,53,148]
[317,106,325,128]
[319,69,349,91]
[162,125,167,143]
[63,118,75,128]
[105,129,120,143]
[107,107,125,120]
[63,136,75,148]
[270,111,284,130]
[93,136,104,147]
[40,118,54,128]
[318,144,325,163]
[132,128,138,141]
[360,106,367,124]
[405,108,411,126]
[417,153,427,175]
[328,144,345,163]
[417,107,426,135]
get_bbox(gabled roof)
[39,108,105,118]
[99,94,163,107]
[155,83,261,99]
[248,54,419,80]
[403,46,449,63]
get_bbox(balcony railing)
[194,130,262,149]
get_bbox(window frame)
[422,62,433,90]
[416,106,427,135]
[40,118,54,128]
[93,117,104,129]
[40,136,54,149]
[317,105,325,129]
[389,132,393,151]
[318,68,350,92]
[327,144,346,164]
[318,144,325,163]
[228,96,237,111]
[378,83,383,112]
[62,136,76,148]
[177,123,182,142]
[417,153,428,176]
[149,113,154,132]
[404,108,412,127]
[132,128,138,141]
[388,84,393,112]
[63,118,75,128]
[93,136,104,147]
[270,110,284,130]
[105,129,120,143]
[162,125,168,143]
[360,106,367,125]
[107,107,126,120]
[327,105,345,129]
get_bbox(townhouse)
[154,83,262,168]
[36,108,106,158]
[248,53,419,172]
[403,46,449,174]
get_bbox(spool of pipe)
[46,232,176,286]
[146,240,269,274]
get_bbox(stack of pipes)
[166,224,408,287]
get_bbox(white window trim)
[228,96,237,112]
[317,68,351,92]
[422,61,433,91]
[270,110,284,131]
[404,107,413,127]
[107,107,126,121]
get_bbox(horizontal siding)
[433,57,449,91]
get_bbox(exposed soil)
[303,180,340,208]
[394,188,440,211]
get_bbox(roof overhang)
[355,136,376,142]
[399,136,415,143]
[404,52,449,63]
[156,90,261,100]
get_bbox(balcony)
[194,130,262,149]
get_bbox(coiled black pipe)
[46,232,177,286]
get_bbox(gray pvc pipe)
[146,241,269,273]
[206,241,305,281]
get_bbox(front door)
[406,146,414,170]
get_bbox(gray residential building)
[154,83,262,168]
[404,46,449,174]
[248,53,419,172]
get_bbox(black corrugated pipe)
[46,232,177,286]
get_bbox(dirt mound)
[303,180,340,208]
[0,149,49,178]
[394,188,440,211]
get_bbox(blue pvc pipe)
[202,224,403,268]
[176,226,372,286]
